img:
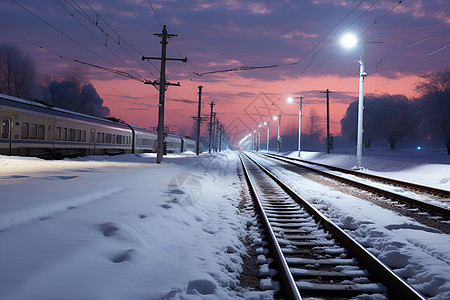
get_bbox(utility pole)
[209,102,215,153]
[215,118,220,152]
[196,86,203,155]
[212,112,217,152]
[219,124,223,152]
[142,25,187,164]
[320,89,333,154]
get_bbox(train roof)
[0,92,128,128]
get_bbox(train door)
[1,117,12,155]
[89,129,96,155]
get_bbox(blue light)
[417,146,421,150]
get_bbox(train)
[0,93,198,158]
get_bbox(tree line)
[340,68,450,154]
[0,43,110,118]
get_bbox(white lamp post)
[258,124,262,151]
[287,96,303,157]
[273,115,281,153]
[263,122,270,152]
[341,33,367,170]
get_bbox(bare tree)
[306,108,323,136]
[0,44,37,99]
[415,68,450,154]
[341,94,416,149]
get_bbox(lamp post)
[341,34,367,170]
[263,122,270,152]
[287,96,303,157]
[273,115,281,153]
[258,124,262,151]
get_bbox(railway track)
[259,152,450,231]
[240,152,425,299]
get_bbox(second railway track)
[240,151,425,299]
[259,152,450,234]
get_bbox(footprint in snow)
[99,222,119,237]
[111,249,134,263]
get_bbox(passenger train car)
[0,93,199,158]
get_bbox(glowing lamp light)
[417,146,421,150]
[273,116,278,120]
[287,97,294,103]
[341,33,358,49]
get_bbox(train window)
[1,118,10,139]
[112,134,115,144]
[101,133,104,143]
[116,135,121,144]
[37,125,45,140]
[47,125,51,140]
[29,124,37,139]
[76,130,81,142]
[69,129,76,141]
[90,130,95,143]
[105,133,110,143]
[82,130,86,142]
[96,132,100,143]
[62,128,67,141]
[21,123,29,139]
[55,127,61,140]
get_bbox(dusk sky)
[1,0,449,145]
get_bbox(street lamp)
[273,115,281,153]
[287,96,303,157]
[263,122,270,152]
[341,33,367,170]
[258,124,262,151]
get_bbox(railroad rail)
[239,151,426,299]
[261,152,450,218]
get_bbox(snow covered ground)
[0,149,449,299]
[0,151,268,299]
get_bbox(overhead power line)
[0,24,145,82]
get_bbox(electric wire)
[10,0,122,70]
[64,0,158,79]
[53,0,146,82]
[194,0,366,77]
[145,0,200,80]
[79,0,160,77]
[0,24,144,82]
[361,0,403,34]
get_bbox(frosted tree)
[415,68,450,154]
[0,44,38,99]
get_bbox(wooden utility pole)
[208,102,215,153]
[215,118,219,152]
[196,86,203,155]
[142,25,186,164]
[320,89,333,154]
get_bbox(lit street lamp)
[258,124,262,151]
[341,33,367,170]
[263,122,270,152]
[287,96,303,157]
[273,115,281,153]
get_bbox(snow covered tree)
[341,94,416,149]
[0,44,38,99]
[415,68,450,154]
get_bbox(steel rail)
[239,153,302,300]
[243,151,426,300]
[261,153,450,217]
[263,153,450,198]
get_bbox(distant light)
[287,97,294,103]
[417,146,421,150]
[341,33,358,48]
[263,122,268,125]
[273,116,278,120]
